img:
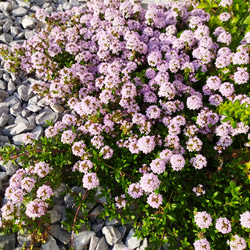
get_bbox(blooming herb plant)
[0,0,250,249]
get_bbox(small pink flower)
[82,173,99,190]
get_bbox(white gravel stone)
[12,6,28,17]
[21,16,37,29]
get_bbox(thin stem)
[70,189,88,249]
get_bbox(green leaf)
[196,3,209,9]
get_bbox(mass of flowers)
[0,0,249,249]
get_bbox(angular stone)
[102,226,122,246]
[32,126,44,140]
[28,95,41,105]
[105,217,121,227]
[5,95,20,108]
[0,89,9,102]
[0,33,13,44]
[125,228,141,250]
[7,79,16,94]
[26,104,43,113]
[41,235,60,250]
[10,101,22,116]
[48,208,62,224]
[0,172,8,192]
[14,31,24,40]
[2,73,10,83]
[0,234,16,249]
[69,0,79,6]
[0,79,7,90]
[22,16,37,29]
[117,225,127,240]
[0,112,10,127]
[24,29,36,40]
[35,107,59,126]
[112,240,127,250]
[72,231,95,250]
[53,183,67,204]
[18,84,33,101]
[16,0,31,9]
[17,230,32,246]
[49,224,70,245]
[3,20,13,33]
[0,135,10,147]
[12,7,28,17]
[0,160,19,176]
[89,235,99,250]
[0,103,9,115]
[50,104,65,113]
[96,236,109,250]
[89,205,104,223]
[138,238,148,250]
[37,97,49,107]
[0,2,12,12]
[92,221,105,233]
[10,26,22,37]
[2,119,35,136]
[34,0,46,5]
[21,109,31,117]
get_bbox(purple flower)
[215,217,231,234]
[72,141,86,157]
[234,67,249,84]
[146,105,161,119]
[186,95,203,110]
[33,161,52,178]
[100,145,114,159]
[127,183,143,199]
[115,194,127,208]
[219,82,234,97]
[186,136,203,152]
[21,177,36,192]
[137,136,155,154]
[170,154,185,171]
[227,234,247,250]
[150,158,166,174]
[140,173,161,193]
[26,199,48,218]
[240,211,250,229]
[147,193,163,209]
[190,154,207,169]
[193,184,206,196]
[206,76,221,91]
[61,130,76,144]
[193,238,210,250]
[219,12,230,22]
[36,184,54,201]
[194,211,212,229]
[23,133,35,144]
[82,173,99,190]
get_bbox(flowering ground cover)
[0,0,250,249]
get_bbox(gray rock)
[41,235,60,250]
[32,126,44,140]
[35,107,59,126]
[50,104,65,113]
[2,73,10,83]
[64,192,74,208]
[53,183,67,204]
[0,160,19,176]
[7,79,16,94]
[105,217,122,227]
[10,101,22,116]
[0,33,13,44]
[21,109,31,117]
[0,89,9,101]
[0,79,7,90]
[34,0,46,5]
[0,135,10,147]
[10,26,22,37]
[28,95,41,104]
[89,205,104,223]
[37,97,49,107]
[125,228,141,250]
[26,103,43,112]
[22,16,37,29]
[137,238,148,250]
[49,224,71,245]
[0,103,9,115]
[69,0,79,6]
[0,171,8,191]
[2,117,35,136]
[16,0,31,9]
[12,7,28,17]
[117,225,127,240]
[95,186,111,204]
[96,236,109,250]
[112,240,127,250]
[4,95,20,108]
[0,113,10,127]
[0,2,12,12]
[3,20,13,33]
[89,235,99,250]
[0,234,16,250]
[17,84,33,102]
[14,31,24,40]
[92,221,105,233]
[24,29,36,40]
[72,231,95,250]
[17,230,32,246]
[102,226,122,246]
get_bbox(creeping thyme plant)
[0,0,250,249]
